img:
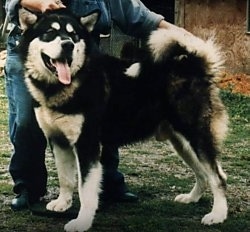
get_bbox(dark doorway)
[142,0,175,23]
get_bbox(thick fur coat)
[18,9,228,232]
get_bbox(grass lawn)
[0,76,249,232]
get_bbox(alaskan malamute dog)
[18,9,228,232]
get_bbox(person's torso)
[65,0,111,34]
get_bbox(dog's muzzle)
[42,40,74,85]
[61,40,74,55]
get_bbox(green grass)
[0,76,249,232]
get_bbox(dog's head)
[19,8,99,85]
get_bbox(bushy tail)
[147,28,224,79]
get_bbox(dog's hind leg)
[161,124,208,204]
[46,142,76,212]
[200,163,227,225]
[199,91,228,225]
[161,123,227,224]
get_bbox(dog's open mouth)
[42,53,72,85]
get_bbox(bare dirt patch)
[217,72,250,96]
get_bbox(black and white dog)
[18,9,229,232]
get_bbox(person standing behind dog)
[5,0,192,211]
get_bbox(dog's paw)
[201,211,227,225]
[64,218,91,232]
[174,193,199,203]
[46,198,72,212]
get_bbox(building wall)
[176,0,250,74]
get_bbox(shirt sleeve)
[108,0,164,38]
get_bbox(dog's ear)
[80,11,100,32]
[19,8,38,31]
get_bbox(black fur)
[18,9,229,231]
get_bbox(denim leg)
[100,145,127,194]
[5,35,47,197]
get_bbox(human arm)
[6,0,65,24]
[158,19,192,36]
[20,0,66,12]
[109,0,191,37]
[109,0,163,37]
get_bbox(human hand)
[158,20,193,37]
[20,0,66,13]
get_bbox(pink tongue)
[53,61,71,85]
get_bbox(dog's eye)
[40,29,57,41]
[46,28,55,34]
[42,29,56,38]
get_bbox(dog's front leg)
[46,142,76,212]
[64,161,102,232]
[64,114,103,232]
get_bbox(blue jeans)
[101,145,128,196]
[5,32,47,198]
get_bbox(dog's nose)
[61,40,74,53]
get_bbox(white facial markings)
[25,18,87,86]
[51,22,61,30]
[51,22,75,33]
[66,23,74,33]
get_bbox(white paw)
[201,211,227,225]
[46,198,72,212]
[64,218,91,232]
[174,193,199,204]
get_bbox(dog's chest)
[35,107,84,146]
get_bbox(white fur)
[46,143,102,232]
[201,164,228,225]
[66,24,74,33]
[166,127,227,224]
[202,187,228,225]
[35,107,84,146]
[80,13,99,32]
[41,110,84,212]
[148,28,224,75]
[210,88,229,144]
[170,130,208,203]
[211,109,229,143]
[23,13,228,228]
[51,22,60,30]
[64,160,102,232]
[25,78,81,108]
[21,10,103,231]
[25,37,86,84]
[217,162,227,181]
[46,144,76,212]
[124,62,141,78]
